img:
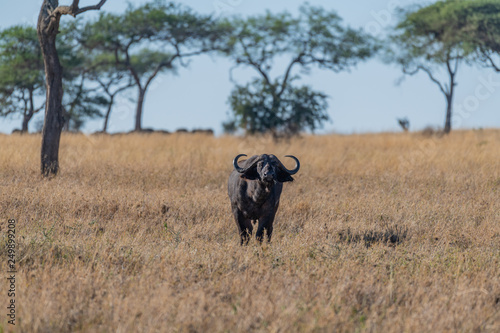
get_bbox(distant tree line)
[0,0,499,176]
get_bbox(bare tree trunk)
[443,77,455,135]
[134,88,146,132]
[37,0,107,177]
[21,112,33,133]
[444,95,452,134]
[443,57,457,135]
[100,84,132,132]
[21,96,29,134]
[22,115,30,133]
[38,0,64,176]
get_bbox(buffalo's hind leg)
[232,208,253,245]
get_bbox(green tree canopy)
[225,78,329,136]
[79,0,227,131]
[436,0,500,72]
[0,24,109,134]
[0,25,45,132]
[222,4,377,137]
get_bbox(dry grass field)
[0,130,499,332]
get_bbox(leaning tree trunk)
[21,89,36,133]
[38,1,64,176]
[102,96,114,133]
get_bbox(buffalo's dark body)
[228,154,299,244]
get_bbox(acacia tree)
[388,2,474,134]
[80,1,227,132]
[55,24,108,132]
[62,72,107,132]
[87,58,134,133]
[0,26,45,132]
[37,0,107,176]
[222,5,377,136]
[60,21,133,133]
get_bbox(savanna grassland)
[0,130,499,332]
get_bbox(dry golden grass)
[0,130,499,332]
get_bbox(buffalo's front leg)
[232,207,253,245]
[256,213,276,243]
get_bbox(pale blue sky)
[1,0,499,134]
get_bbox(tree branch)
[144,54,179,89]
[445,52,459,79]
[73,0,107,16]
[277,54,303,97]
[238,38,272,87]
[52,0,106,18]
[483,51,500,72]
[228,64,239,85]
[0,108,16,117]
[404,65,447,96]
[96,74,134,99]
[113,81,135,96]
[35,103,45,113]
[452,55,460,75]
[121,46,142,89]
[45,0,107,36]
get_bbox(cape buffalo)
[228,154,300,244]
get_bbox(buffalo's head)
[233,154,300,184]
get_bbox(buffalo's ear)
[277,169,294,183]
[241,166,259,180]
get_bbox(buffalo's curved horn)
[233,154,248,173]
[278,155,300,175]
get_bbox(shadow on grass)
[337,226,408,248]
